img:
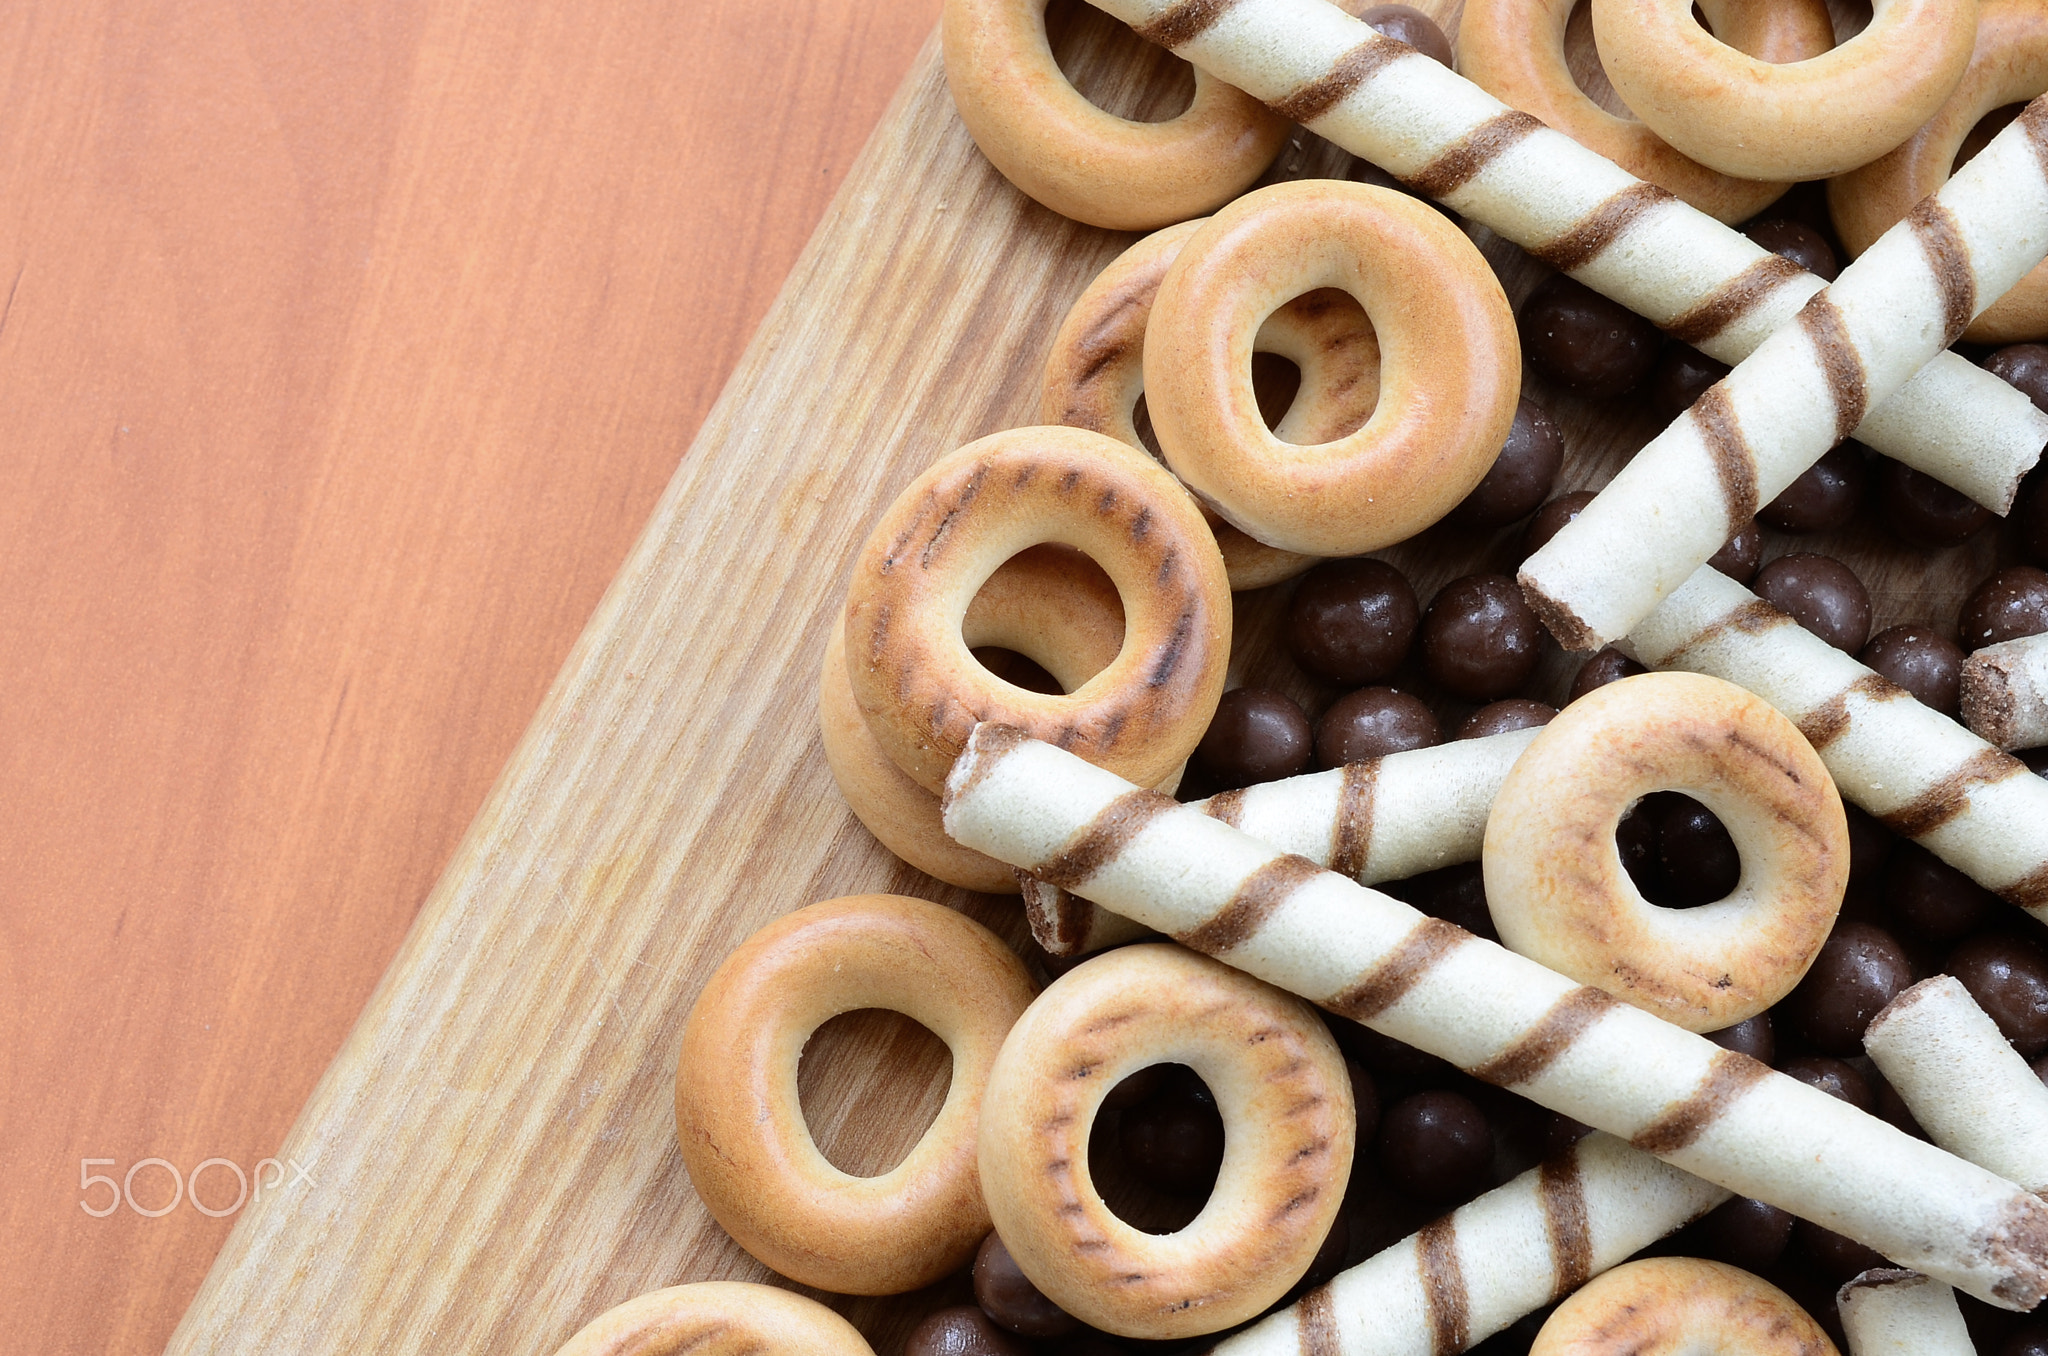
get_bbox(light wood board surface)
[158,0,2021,1350]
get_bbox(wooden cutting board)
[165,1,2009,1350]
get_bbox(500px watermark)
[79,1156,317,1218]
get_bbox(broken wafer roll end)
[1518,566,1605,653]
[1962,634,2048,752]
[1837,1270,1974,1355]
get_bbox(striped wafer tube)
[1522,102,2048,647]
[1212,1133,1727,1356]
[1623,565,2048,923]
[941,724,2048,1308]
[1865,976,2048,1195]
[1074,0,2048,512]
[1023,728,1541,956]
[1837,1271,1974,1356]
[1963,632,2048,752]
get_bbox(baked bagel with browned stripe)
[843,425,1230,796]
[1530,1257,1836,1355]
[546,1283,876,1356]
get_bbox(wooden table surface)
[0,1,937,1349]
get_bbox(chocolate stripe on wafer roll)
[1866,977,2048,1195]
[1837,1271,1975,1356]
[1521,102,2048,647]
[942,725,2048,1307]
[1625,566,2048,921]
[1963,633,2048,752]
[1018,728,1541,956]
[1079,0,2047,512]
[1211,1134,1727,1355]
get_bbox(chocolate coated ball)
[1522,490,1595,559]
[1348,1060,1382,1145]
[1859,626,1964,715]
[1845,805,1893,886]
[1569,646,1645,701]
[1690,1195,1794,1273]
[1794,1219,1890,1283]
[1743,218,1839,281]
[1962,566,2048,649]
[1879,459,1993,548]
[1299,1210,1353,1292]
[1785,922,1916,1055]
[2000,1326,2048,1356]
[1420,575,1544,702]
[1358,3,1453,64]
[1885,842,1997,943]
[1194,688,1313,791]
[1649,343,1730,422]
[1779,1055,1874,1111]
[1519,275,1661,399]
[1456,699,1555,740]
[974,1232,1080,1337]
[1120,1065,1225,1195]
[1753,553,1871,653]
[1617,797,1663,900]
[1657,796,1740,907]
[2020,474,2048,569]
[1377,1090,1495,1204]
[1987,343,2048,415]
[1708,519,1764,584]
[1450,398,1564,529]
[1760,441,1863,533]
[1315,687,1441,767]
[904,1306,1031,1356]
[1287,558,1419,685]
[1949,934,2048,1058]
[1705,1013,1774,1065]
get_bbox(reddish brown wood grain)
[0,1,937,1351]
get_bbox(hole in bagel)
[1616,791,1742,909]
[1251,351,1303,431]
[1563,1,1634,120]
[964,545,1125,694]
[1087,1063,1224,1233]
[1829,0,1871,46]
[796,1008,953,1178]
[1956,104,2027,175]
[1046,0,1196,124]
[1131,394,1164,459]
[969,647,1063,694]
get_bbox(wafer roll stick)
[1624,565,2048,923]
[942,725,2048,1308]
[1212,1133,1727,1356]
[1964,632,2048,752]
[1865,976,2048,1194]
[1522,101,2048,647]
[1020,728,1540,956]
[1837,1270,1975,1356]
[1076,0,2048,510]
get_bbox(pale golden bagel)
[1484,672,1848,1032]
[978,943,1353,1339]
[547,1282,874,1356]
[1041,219,1386,589]
[1532,1257,1838,1355]
[1830,0,2048,342]
[843,426,1230,795]
[820,545,1135,894]
[941,0,1288,230]
[1457,0,1833,223]
[675,896,1036,1295]
[1143,180,1519,557]
[1591,0,1976,181]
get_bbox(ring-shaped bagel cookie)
[675,895,1037,1294]
[1830,0,2048,342]
[1458,0,1833,223]
[1590,0,1976,181]
[978,943,1353,1339]
[1143,180,1519,557]
[1483,671,1848,1032]
[844,426,1230,795]
[822,545,1141,893]
[1041,221,1384,588]
[1531,1258,1838,1355]
[548,1283,876,1356]
[941,0,1289,230]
